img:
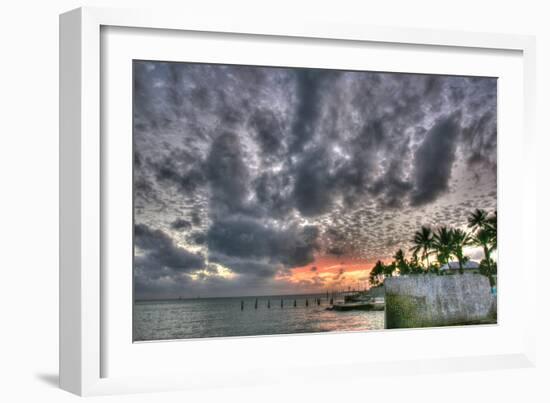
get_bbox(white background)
[1,0,548,402]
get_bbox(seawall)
[384,274,497,329]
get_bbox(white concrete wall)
[384,274,496,328]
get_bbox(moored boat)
[330,298,384,311]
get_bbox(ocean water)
[134,294,384,341]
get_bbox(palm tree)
[393,249,410,275]
[393,249,405,262]
[432,227,454,270]
[369,260,385,286]
[384,261,397,278]
[467,209,488,231]
[472,227,495,266]
[486,210,497,249]
[409,252,423,274]
[450,228,471,273]
[410,226,433,270]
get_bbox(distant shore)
[135,290,359,303]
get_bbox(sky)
[133,61,497,300]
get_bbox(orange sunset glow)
[277,255,391,292]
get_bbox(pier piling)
[268,300,271,309]
[281,299,283,308]
[241,300,244,310]
[255,298,258,309]
[294,300,296,307]
[306,299,309,307]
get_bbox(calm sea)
[134,294,384,341]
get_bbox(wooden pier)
[237,290,377,311]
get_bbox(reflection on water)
[134,294,384,341]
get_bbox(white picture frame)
[60,6,537,396]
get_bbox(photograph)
[132,61,498,341]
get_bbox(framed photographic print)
[60,7,537,396]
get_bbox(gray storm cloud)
[133,61,497,299]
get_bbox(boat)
[330,297,385,312]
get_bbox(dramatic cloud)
[207,216,319,268]
[206,131,251,215]
[410,113,461,206]
[135,223,205,273]
[133,61,497,299]
[171,218,192,230]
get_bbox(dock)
[236,290,383,312]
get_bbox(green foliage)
[408,253,424,274]
[450,228,472,274]
[371,209,497,287]
[467,209,488,231]
[479,258,497,286]
[469,209,498,280]
[369,260,386,286]
[410,226,433,270]
[432,226,454,269]
[393,249,411,275]
[384,262,397,277]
